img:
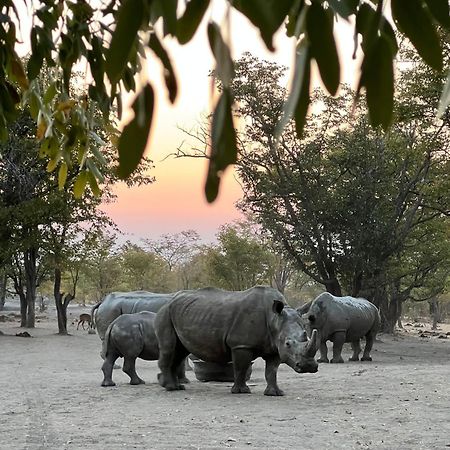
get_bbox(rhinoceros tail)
[103,322,114,359]
[90,301,103,331]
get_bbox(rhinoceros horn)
[305,329,319,357]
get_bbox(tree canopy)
[1,0,450,201]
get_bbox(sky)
[102,10,293,243]
[14,2,360,244]
[101,7,361,244]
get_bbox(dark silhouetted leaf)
[380,17,398,56]
[391,0,442,71]
[152,0,178,36]
[233,0,293,51]
[207,22,234,87]
[327,0,359,18]
[294,50,311,136]
[177,0,210,44]
[206,88,237,202]
[105,0,143,85]
[437,72,450,117]
[118,83,154,179]
[148,33,178,103]
[362,35,394,129]
[306,2,340,95]
[275,38,310,138]
[425,0,450,28]
[355,3,377,53]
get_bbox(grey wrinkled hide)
[300,292,381,364]
[101,312,188,387]
[91,291,174,360]
[155,286,319,396]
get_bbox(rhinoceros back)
[96,291,174,340]
[321,293,380,340]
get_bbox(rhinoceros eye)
[308,314,315,323]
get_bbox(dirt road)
[1,307,450,449]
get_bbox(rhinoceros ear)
[272,300,285,315]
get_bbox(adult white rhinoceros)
[155,286,319,396]
[91,291,174,360]
[298,292,381,364]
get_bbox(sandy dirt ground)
[1,304,450,450]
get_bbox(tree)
[180,53,449,329]
[144,230,201,272]
[1,1,449,202]
[118,242,171,292]
[206,223,275,290]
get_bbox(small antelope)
[77,313,92,330]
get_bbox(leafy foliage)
[0,1,449,201]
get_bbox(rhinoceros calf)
[91,291,174,360]
[155,286,319,396]
[101,311,188,387]
[299,292,381,364]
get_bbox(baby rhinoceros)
[101,311,188,387]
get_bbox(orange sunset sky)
[103,9,360,243]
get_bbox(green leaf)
[86,158,105,183]
[47,157,59,173]
[306,2,340,95]
[207,22,234,87]
[275,38,311,138]
[105,0,143,85]
[437,71,450,117]
[177,0,210,44]
[361,35,394,129]
[87,171,101,197]
[233,0,293,51]
[391,0,442,71]
[43,82,57,104]
[206,88,237,202]
[58,162,68,190]
[424,0,450,28]
[73,170,88,199]
[148,33,178,103]
[117,83,154,179]
[10,54,29,90]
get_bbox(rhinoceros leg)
[330,331,345,363]
[123,357,145,385]
[349,340,361,361]
[101,351,119,387]
[231,349,252,394]
[159,348,188,391]
[176,359,190,384]
[100,339,121,369]
[317,341,329,363]
[361,332,375,361]
[263,355,284,396]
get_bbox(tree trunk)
[429,298,441,330]
[19,291,27,327]
[324,278,342,296]
[54,267,75,335]
[0,273,6,310]
[24,248,38,328]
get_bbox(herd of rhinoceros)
[89,286,381,396]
